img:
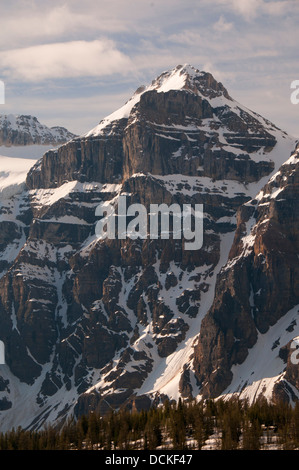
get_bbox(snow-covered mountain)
[0,114,76,147]
[0,113,76,204]
[0,64,298,431]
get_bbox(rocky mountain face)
[0,114,76,147]
[0,64,298,431]
[27,67,277,189]
[194,145,299,400]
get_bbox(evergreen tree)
[87,411,100,449]
[242,418,261,450]
[167,399,187,449]
[192,402,206,450]
[293,401,299,447]
[145,412,163,449]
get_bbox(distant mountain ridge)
[0,114,76,147]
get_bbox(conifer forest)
[1,397,299,451]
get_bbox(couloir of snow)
[134,230,236,402]
[222,304,299,404]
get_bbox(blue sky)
[0,0,299,138]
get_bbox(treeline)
[1,397,299,450]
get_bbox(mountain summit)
[0,65,298,431]
[147,63,231,98]
[85,64,231,138]
[27,64,290,190]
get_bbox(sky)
[0,0,299,138]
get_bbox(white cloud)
[230,0,262,19]
[0,40,133,81]
[0,1,196,49]
[0,4,130,49]
[213,15,234,32]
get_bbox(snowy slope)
[223,304,299,404]
[0,154,37,199]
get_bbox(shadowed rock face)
[193,146,299,398]
[0,65,298,429]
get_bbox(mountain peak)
[85,64,231,138]
[149,64,231,100]
[149,63,201,92]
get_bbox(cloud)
[206,0,261,20]
[168,31,202,46]
[0,0,298,141]
[0,3,130,49]
[0,40,134,82]
[212,0,299,20]
[213,15,234,32]
[227,0,262,19]
[0,1,197,50]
